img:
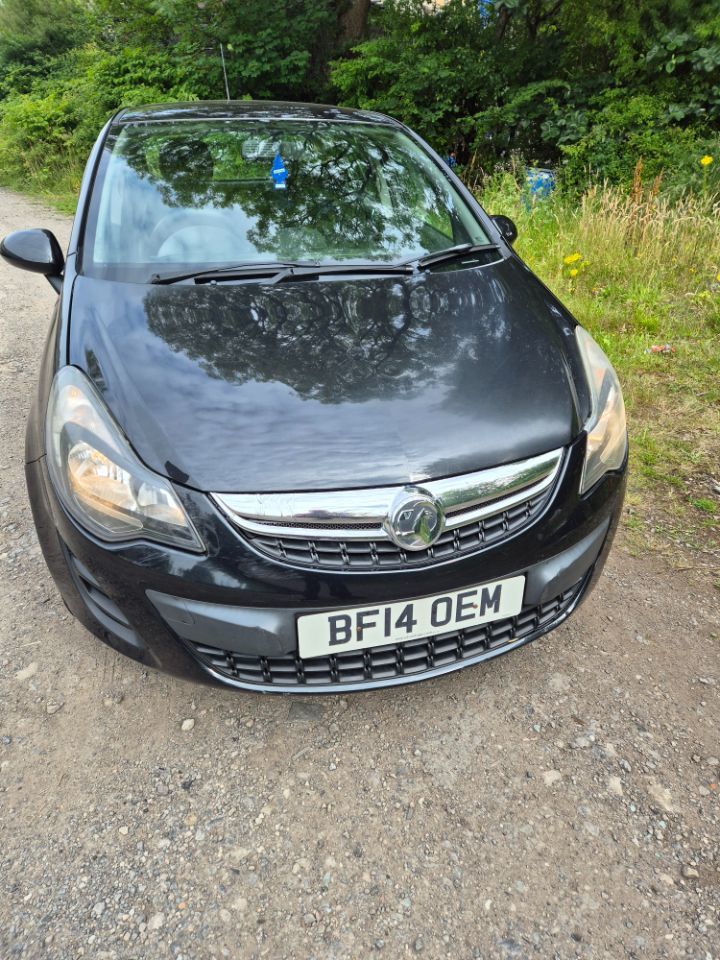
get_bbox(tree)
[0,0,89,68]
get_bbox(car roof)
[113,100,400,127]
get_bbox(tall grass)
[478,169,720,572]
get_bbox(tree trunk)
[338,0,371,45]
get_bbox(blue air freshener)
[271,153,288,190]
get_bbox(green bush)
[559,91,720,196]
[0,89,76,187]
[0,44,200,199]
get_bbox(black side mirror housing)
[1,228,64,292]
[491,215,518,246]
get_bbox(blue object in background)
[271,153,288,190]
[524,167,556,209]
[478,0,494,21]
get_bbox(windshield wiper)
[150,261,305,285]
[150,260,415,285]
[409,242,501,270]
[270,262,414,284]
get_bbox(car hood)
[69,259,587,492]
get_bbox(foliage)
[0,0,88,66]
[333,0,720,192]
[0,44,198,199]
[0,0,719,198]
[331,0,490,146]
[92,0,340,101]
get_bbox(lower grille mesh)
[187,580,584,689]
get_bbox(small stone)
[46,700,64,716]
[15,662,38,682]
[181,718,195,732]
[706,757,719,767]
[118,826,129,836]
[231,896,248,912]
[147,912,165,931]
[303,913,316,926]
[647,780,674,813]
[156,783,169,796]
[543,770,562,786]
[607,776,623,796]
[413,935,424,953]
[572,736,592,749]
[682,866,699,879]
[92,901,105,918]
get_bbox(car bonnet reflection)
[70,260,576,492]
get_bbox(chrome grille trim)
[212,448,563,545]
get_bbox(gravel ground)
[1,188,719,960]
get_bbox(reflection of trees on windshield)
[113,122,464,261]
[141,271,524,406]
[239,136,451,259]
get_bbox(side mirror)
[491,215,518,246]
[1,229,64,292]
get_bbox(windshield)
[81,119,490,282]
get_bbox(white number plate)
[297,576,525,660]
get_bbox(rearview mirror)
[1,229,64,292]
[491,215,518,246]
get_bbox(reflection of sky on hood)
[71,262,576,492]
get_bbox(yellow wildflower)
[716,272,720,282]
[700,155,713,167]
[563,252,582,265]
[569,268,579,278]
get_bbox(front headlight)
[46,366,204,552]
[576,327,627,494]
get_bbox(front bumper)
[26,436,626,693]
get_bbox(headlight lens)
[576,327,627,494]
[46,366,204,552]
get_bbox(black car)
[2,101,627,693]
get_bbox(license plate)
[297,576,525,660]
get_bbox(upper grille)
[244,492,548,569]
[213,448,563,571]
[186,579,584,691]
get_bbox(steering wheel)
[149,210,243,256]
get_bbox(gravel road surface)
[1,188,719,960]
